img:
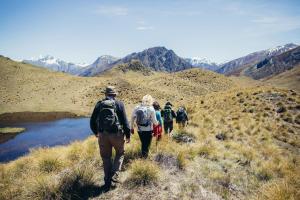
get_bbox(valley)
[0,50,299,200]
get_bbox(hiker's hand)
[130,129,134,134]
[126,137,130,143]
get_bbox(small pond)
[0,118,92,162]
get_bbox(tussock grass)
[125,159,160,186]
[0,137,100,200]
[38,156,63,173]
[0,70,299,199]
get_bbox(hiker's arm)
[90,102,100,135]
[185,112,189,121]
[151,109,158,125]
[157,112,163,125]
[118,102,130,138]
[130,108,137,133]
[172,110,177,118]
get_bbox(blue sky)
[1,0,300,64]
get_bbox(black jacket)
[90,98,131,138]
[161,108,177,122]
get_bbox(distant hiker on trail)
[153,101,163,142]
[161,102,176,137]
[176,106,189,129]
[131,94,158,158]
[90,86,130,191]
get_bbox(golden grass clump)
[126,159,160,186]
[23,175,61,200]
[38,156,63,173]
[255,175,300,200]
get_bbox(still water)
[0,118,92,162]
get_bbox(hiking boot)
[111,172,120,183]
[102,181,111,193]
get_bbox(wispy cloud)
[135,20,154,31]
[94,6,128,16]
[243,15,300,37]
[136,26,154,31]
[222,3,247,15]
[160,10,202,16]
[251,16,278,24]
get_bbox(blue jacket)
[155,110,163,125]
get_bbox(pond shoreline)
[0,111,87,124]
[0,117,91,162]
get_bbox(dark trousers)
[98,133,125,185]
[138,131,153,158]
[164,121,174,134]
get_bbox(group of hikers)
[90,86,188,191]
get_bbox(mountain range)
[216,43,298,75]
[21,43,299,79]
[22,47,215,76]
[244,46,300,79]
[184,58,220,71]
[22,55,88,75]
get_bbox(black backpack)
[97,99,121,133]
[176,107,186,122]
[163,105,173,122]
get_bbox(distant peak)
[98,55,117,59]
[38,55,55,60]
[144,46,169,53]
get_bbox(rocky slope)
[216,43,298,75]
[79,55,119,76]
[244,46,300,79]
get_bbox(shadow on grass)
[63,184,110,200]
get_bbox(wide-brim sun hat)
[103,86,118,95]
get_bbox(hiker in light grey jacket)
[131,94,158,158]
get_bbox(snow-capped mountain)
[23,55,88,75]
[244,46,300,79]
[185,57,220,71]
[216,43,298,75]
[79,55,119,76]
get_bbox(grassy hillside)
[263,65,300,92]
[0,56,100,116]
[0,57,235,119]
[1,86,299,200]
[0,57,299,200]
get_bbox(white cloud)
[94,6,128,16]
[136,26,154,31]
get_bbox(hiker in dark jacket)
[90,86,130,191]
[176,106,189,129]
[161,102,176,137]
